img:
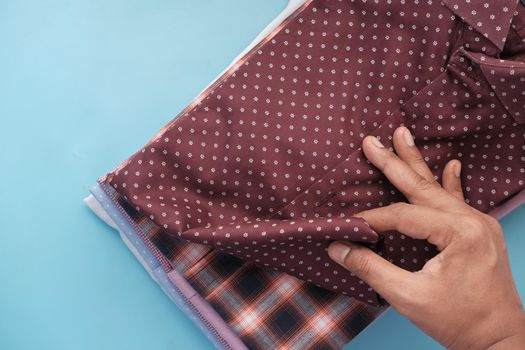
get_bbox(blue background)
[0,1,523,349]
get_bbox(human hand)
[328,126,525,349]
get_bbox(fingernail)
[454,161,461,177]
[402,127,415,147]
[370,136,384,149]
[328,242,351,265]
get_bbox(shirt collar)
[442,0,519,50]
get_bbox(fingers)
[442,159,464,201]
[328,241,414,303]
[362,134,443,206]
[392,126,435,182]
[355,203,456,250]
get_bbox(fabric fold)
[442,0,519,50]
[181,215,380,302]
[476,54,525,124]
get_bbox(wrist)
[449,310,525,350]
[486,332,525,350]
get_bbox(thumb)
[328,241,414,304]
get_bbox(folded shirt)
[102,0,525,304]
[91,1,525,349]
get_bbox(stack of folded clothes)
[86,1,525,349]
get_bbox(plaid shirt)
[102,183,382,349]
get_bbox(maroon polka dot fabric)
[103,0,525,305]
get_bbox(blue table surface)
[1,1,523,349]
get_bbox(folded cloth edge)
[88,184,248,350]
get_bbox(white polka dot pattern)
[105,0,525,304]
[443,0,518,50]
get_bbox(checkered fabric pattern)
[103,183,382,350]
